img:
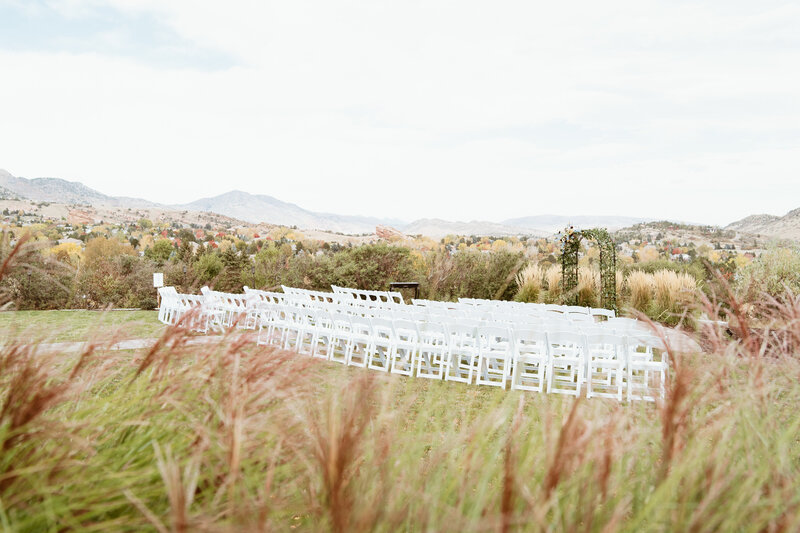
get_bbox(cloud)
[0,0,798,225]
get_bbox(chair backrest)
[370,317,395,340]
[349,314,372,334]
[158,287,174,299]
[565,305,590,315]
[626,334,667,363]
[334,286,405,305]
[446,322,478,341]
[585,332,624,356]
[590,308,616,320]
[417,321,447,347]
[627,333,666,350]
[512,328,548,356]
[478,325,512,348]
[546,330,586,352]
[393,319,420,341]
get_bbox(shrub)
[422,250,523,301]
[542,265,562,303]
[514,264,542,303]
[76,253,156,309]
[626,270,652,313]
[736,245,800,300]
[0,246,75,310]
[144,239,174,266]
[576,267,599,308]
[330,244,419,290]
[193,254,224,285]
[622,269,697,323]
[624,258,705,282]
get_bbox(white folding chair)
[328,312,353,365]
[347,315,374,368]
[585,332,626,401]
[281,305,309,353]
[391,319,419,376]
[510,328,548,393]
[444,323,479,384]
[415,321,448,380]
[368,317,395,372]
[308,309,336,360]
[545,331,585,397]
[476,325,514,388]
[626,334,668,402]
[256,302,282,346]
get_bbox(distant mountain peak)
[0,170,157,208]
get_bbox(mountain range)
[0,169,157,208]
[175,190,406,235]
[4,168,790,239]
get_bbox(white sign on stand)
[153,273,164,288]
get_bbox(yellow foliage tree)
[638,246,660,263]
[492,239,508,251]
[48,242,83,265]
[84,236,135,266]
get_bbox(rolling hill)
[725,209,800,241]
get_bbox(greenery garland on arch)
[558,226,617,311]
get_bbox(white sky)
[1,0,798,225]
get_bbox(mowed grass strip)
[0,309,165,343]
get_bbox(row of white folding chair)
[200,287,253,328]
[409,301,584,326]
[243,287,284,305]
[458,298,580,312]
[157,287,223,333]
[242,287,285,329]
[258,308,506,385]
[458,297,616,319]
[331,285,405,305]
[257,305,408,373]
[267,295,620,340]
[256,299,665,401]
[281,286,348,305]
[411,298,463,310]
[158,286,192,326]
[285,300,601,339]
[157,287,180,324]
[282,287,404,315]
[497,328,666,401]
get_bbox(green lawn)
[0,309,165,343]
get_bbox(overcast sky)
[1,0,798,225]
